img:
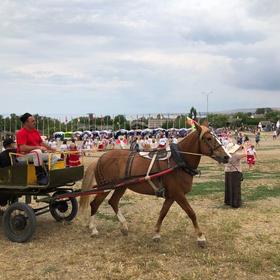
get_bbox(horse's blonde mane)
[199,125,210,140]
[187,125,210,140]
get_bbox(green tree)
[113,115,129,130]
[173,115,187,128]
[255,108,272,114]
[207,114,229,128]
[264,110,280,123]
[246,117,262,126]
[162,120,174,129]
[188,107,197,121]
[232,112,250,124]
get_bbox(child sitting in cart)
[66,140,81,167]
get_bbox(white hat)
[159,138,167,146]
[226,142,241,154]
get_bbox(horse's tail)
[79,158,99,214]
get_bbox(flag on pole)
[186,117,196,131]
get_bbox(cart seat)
[0,149,17,168]
[27,160,66,185]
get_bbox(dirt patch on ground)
[0,133,280,279]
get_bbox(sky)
[0,0,280,116]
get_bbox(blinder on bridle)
[198,129,229,163]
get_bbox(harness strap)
[145,153,159,192]
[145,175,159,192]
[124,151,137,178]
[95,154,112,186]
[146,153,157,177]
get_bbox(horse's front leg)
[175,194,206,247]
[153,198,174,241]
[89,192,110,236]
[108,187,128,235]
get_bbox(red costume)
[66,146,81,167]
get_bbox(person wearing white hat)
[224,143,246,208]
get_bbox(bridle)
[176,129,223,158]
[198,130,225,161]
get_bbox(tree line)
[0,108,279,136]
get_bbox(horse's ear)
[193,120,202,133]
[201,119,209,127]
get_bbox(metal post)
[4,117,6,138]
[202,91,212,118]
[47,118,50,137]
[89,115,91,130]
[179,115,181,129]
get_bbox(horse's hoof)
[91,229,99,237]
[121,228,128,236]
[197,235,207,248]
[197,240,206,248]
[152,234,161,242]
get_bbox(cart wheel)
[3,202,36,243]
[49,191,78,222]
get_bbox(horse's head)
[194,122,230,164]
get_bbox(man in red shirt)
[16,113,57,185]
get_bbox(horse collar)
[170,143,199,176]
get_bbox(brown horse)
[79,122,230,247]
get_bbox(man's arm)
[40,142,56,152]
[18,144,48,153]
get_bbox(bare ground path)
[1,133,280,279]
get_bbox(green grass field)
[0,133,280,279]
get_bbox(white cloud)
[0,0,279,115]
[11,63,85,80]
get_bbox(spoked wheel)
[3,202,36,243]
[49,191,78,222]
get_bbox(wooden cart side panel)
[48,165,84,188]
[0,165,28,187]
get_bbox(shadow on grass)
[190,181,224,196]
[243,170,280,180]
[244,185,280,201]
[190,181,280,201]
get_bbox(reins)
[177,151,203,156]
[81,150,204,158]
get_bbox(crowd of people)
[45,132,179,155]
[1,113,279,192]
[216,128,264,169]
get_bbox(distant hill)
[212,107,280,115]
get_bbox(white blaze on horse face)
[222,144,231,159]
[216,136,231,159]
[212,132,231,159]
